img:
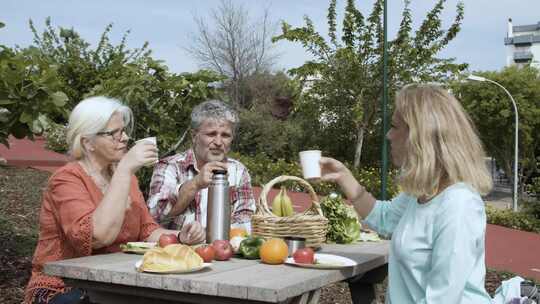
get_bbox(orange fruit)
[259,238,288,264]
[230,227,248,239]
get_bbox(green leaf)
[0,99,15,105]
[19,112,33,123]
[51,91,68,107]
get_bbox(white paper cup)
[299,150,321,179]
[135,137,158,166]
[136,136,156,145]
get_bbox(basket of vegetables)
[251,175,329,248]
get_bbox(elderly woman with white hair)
[24,96,205,304]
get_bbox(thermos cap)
[212,169,227,175]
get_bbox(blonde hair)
[66,96,133,159]
[395,83,492,197]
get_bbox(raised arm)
[319,157,376,218]
[319,157,409,236]
[92,141,157,248]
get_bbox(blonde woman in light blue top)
[319,84,493,304]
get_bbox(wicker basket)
[251,175,329,248]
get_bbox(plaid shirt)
[147,149,256,232]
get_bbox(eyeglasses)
[95,127,129,141]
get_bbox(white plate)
[285,253,357,269]
[135,260,212,274]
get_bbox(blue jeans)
[34,288,92,304]
[49,288,91,304]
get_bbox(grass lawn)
[0,165,523,304]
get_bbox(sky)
[2,0,540,74]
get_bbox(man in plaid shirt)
[147,100,256,232]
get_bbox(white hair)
[66,96,133,159]
[191,100,238,132]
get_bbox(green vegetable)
[238,236,265,259]
[320,194,361,244]
[120,242,156,251]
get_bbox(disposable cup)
[136,136,156,145]
[135,137,158,166]
[299,150,321,179]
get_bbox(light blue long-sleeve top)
[363,183,492,304]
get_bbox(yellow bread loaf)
[139,244,203,272]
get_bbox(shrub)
[44,123,68,153]
[486,205,540,233]
[0,45,69,146]
[525,176,540,198]
[521,199,540,221]
[234,108,304,161]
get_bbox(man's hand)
[170,161,226,217]
[193,161,228,189]
[178,221,205,245]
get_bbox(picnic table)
[44,241,389,304]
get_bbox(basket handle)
[257,175,323,217]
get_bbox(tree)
[185,0,279,108]
[233,72,304,159]
[28,17,152,111]
[2,19,223,196]
[273,0,467,167]
[451,66,540,195]
[0,22,68,146]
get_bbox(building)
[504,19,540,68]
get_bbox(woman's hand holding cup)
[119,137,158,173]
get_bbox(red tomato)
[158,233,178,248]
[293,247,315,264]
[195,245,215,263]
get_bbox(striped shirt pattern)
[147,149,256,232]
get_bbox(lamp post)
[380,0,389,199]
[467,74,519,212]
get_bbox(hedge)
[486,205,540,233]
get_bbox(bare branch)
[184,0,278,106]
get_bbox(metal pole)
[484,79,519,212]
[380,0,389,199]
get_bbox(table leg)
[347,264,388,304]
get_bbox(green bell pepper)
[238,236,265,259]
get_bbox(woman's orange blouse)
[24,162,160,303]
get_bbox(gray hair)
[66,96,133,159]
[191,100,238,131]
